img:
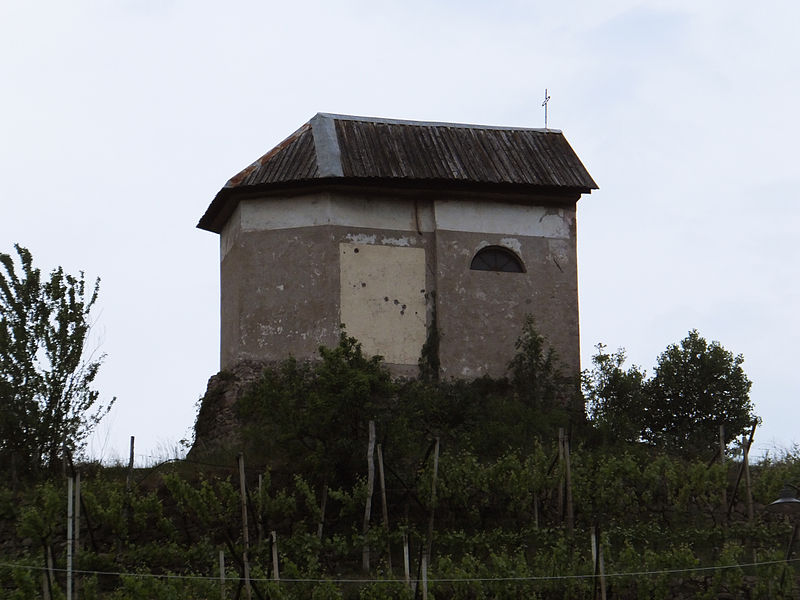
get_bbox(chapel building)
[198,113,597,381]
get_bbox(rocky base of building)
[187,360,266,460]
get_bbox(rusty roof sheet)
[199,113,597,232]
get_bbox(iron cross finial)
[542,89,551,129]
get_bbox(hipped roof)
[198,113,598,233]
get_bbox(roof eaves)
[223,122,313,189]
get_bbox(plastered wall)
[218,190,580,380]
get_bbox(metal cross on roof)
[542,89,551,129]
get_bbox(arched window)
[470,246,525,273]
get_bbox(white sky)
[2,1,798,463]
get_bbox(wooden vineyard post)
[67,476,73,600]
[591,525,607,600]
[426,438,440,563]
[257,474,264,547]
[363,420,376,572]
[403,532,411,588]
[720,425,728,519]
[559,428,574,534]
[46,545,55,600]
[317,482,328,540]
[271,531,280,582]
[743,432,755,523]
[119,436,134,558]
[743,430,756,563]
[126,436,135,490]
[237,454,252,600]
[377,443,392,572]
[728,422,758,520]
[558,429,564,522]
[421,552,429,600]
[219,550,225,600]
[74,471,81,600]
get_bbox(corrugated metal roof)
[199,113,597,232]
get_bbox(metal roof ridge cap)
[310,113,344,178]
[314,112,562,133]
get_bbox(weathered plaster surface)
[434,200,572,238]
[434,205,580,380]
[220,226,342,368]
[237,193,436,234]
[339,243,426,364]
[220,203,243,260]
[220,217,434,370]
[219,191,579,381]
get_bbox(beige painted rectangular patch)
[339,243,426,365]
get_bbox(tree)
[584,330,757,457]
[0,245,114,479]
[583,344,648,445]
[644,329,755,457]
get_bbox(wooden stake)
[74,471,80,600]
[271,530,280,582]
[742,433,755,564]
[237,454,252,600]
[257,474,264,547]
[599,542,607,600]
[403,532,411,588]
[591,526,607,600]
[720,425,728,519]
[67,476,73,600]
[219,550,225,600]
[46,545,55,600]
[125,436,135,492]
[563,429,574,534]
[558,429,565,522]
[317,482,328,540]
[426,438,440,563]
[119,436,134,558]
[727,422,758,519]
[421,552,429,600]
[377,443,392,572]
[742,434,754,522]
[363,420,376,572]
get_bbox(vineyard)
[1,332,796,599]
[1,435,800,599]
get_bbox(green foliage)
[508,316,567,411]
[0,562,38,600]
[237,332,394,484]
[358,580,413,600]
[17,481,62,544]
[584,330,757,457]
[0,444,799,598]
[583,344,647,444]
[646,329,756,457]
[109,572,218,600]
[0,244,114,480]
[0,321,782,597]
[236,319,576,500]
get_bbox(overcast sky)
[2,0,798,464]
